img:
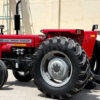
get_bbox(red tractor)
[0,0,100,99]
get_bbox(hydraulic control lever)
[0,25,4,35]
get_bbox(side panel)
[0,35,45,59]
[0,35,35,47]
[0,35,35,59]
[82,31,97,60]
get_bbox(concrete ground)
[0,70,100,100]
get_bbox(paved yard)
[0,70,100,100]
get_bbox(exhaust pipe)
[16,0,21,15]
[14,0,21,35]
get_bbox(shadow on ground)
[2,80,36,90]
[69,89,100,100]
[1,75,100,100]
[39,85,100,100]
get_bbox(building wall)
[23,0,59,34]
[0,0,100,35]
[61,0,100,30]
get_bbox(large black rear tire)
[32,37,90,99]
[0,60,8,88]
[90,40,100,83]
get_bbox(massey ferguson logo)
[0,39,32,43]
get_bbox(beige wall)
[0,0,100,35]
[61,0,100,30]
[23,0,59,34]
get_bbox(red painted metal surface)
[82,31,97,60]
[0,35,44,58]
[0,35,35,47]
[0,29,97,60]
[2,45,12,52]
[42,29,83,35]
[42,29,97,60]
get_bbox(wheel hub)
[53,64,60,72]
[40,51,73,87]
[48,58,69,80]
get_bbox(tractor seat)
[0,25,4,35]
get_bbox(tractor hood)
[41,29,84,35]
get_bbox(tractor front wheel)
[13,70,32,82]
[0,60,8,88]
[32,37,90,99]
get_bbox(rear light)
[76,29,83,35]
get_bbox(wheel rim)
[93,60,97,72]
[40,51,73,87]
[91,55,98,73]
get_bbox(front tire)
[32,37,90,99]
[0,60,8,88]
[13,70,32,82]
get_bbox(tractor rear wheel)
[32,37,90,99]
[13,70,32,82]
[90,40,100,83]
[0,60,8,88]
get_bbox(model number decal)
[0,39,32,43]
